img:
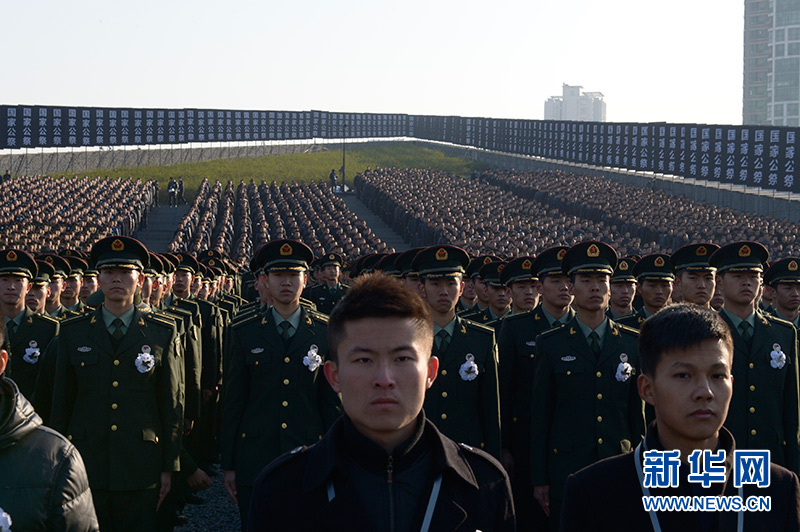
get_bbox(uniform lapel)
[719,311,750,356]
[88,307,115,355]
[118,308,147,354]
[564,317,593,363]
[9,307,34,353]
[259,308,287,355]
[599,320,623,365]
[287,308,315,355]
[440,317,469,370]
[752,310,772,360]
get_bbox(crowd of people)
[0,175,157,253]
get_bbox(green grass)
[83,141,491,201]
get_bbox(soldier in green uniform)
[617,253,674,329]
[0,249,60,400]
[395,247,424,295]
[26,259,55,314]
[765,257,800,328]
[607,256,637,319]
[61,254,89,313]
[80,267,100,306]
[710,241,800,473]
[531,241,644,529]
[411,245,501,459]
[670,243,720,308]
[471,261,512,327]
[304,253,349,315]
[222,239,340,530]
[502,256,539,314]
[50,236,183,532]
[460,256,501,319]
[497,245,574,531]
[458,256,479,313]
[37,254,73,319]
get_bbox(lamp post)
[342,123,347,192]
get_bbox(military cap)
[709,241,769,274]
[145,252,164,276]
[348,255,367,278]
[64,256,88,278]
[466,255,503,279]
[60,248,89,260]
[375,252,402,277]
[161,253,181,270]
[255,239,314,272]
[765,257,800,285]
[412,246,470,279]
[562,241,617,276]
[361,253,387,274]
[83,267,99,279]
[478,261,508,287]
[611,257,637,283]
[633,254,675,281]
[32,259,55,286]
[500,256,538,285]
[195,263,207,280]
[202,256,227,275]
[36,254,70,279]
[198,249,227,262]
[90,236,150,270]
[532,246,569,278]
[0,249,37,278]
[176,252,200,274]
[318,253,343,268]
[159,253,177,274]
[395,248,424,277]
[207,265,224,280]
[670,243,720,272]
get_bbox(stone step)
[340,192,409,252]
[135,205,189,251]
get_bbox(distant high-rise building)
[544,84,606,122]
[743,0,800,125]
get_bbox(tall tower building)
[544,84,606,122]
[744,0,800,125]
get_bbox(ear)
[535,280,543,295]
[426,356,440,389]
[0,350,7,377]
[567,282,575,296]
[458,281,465,297]
[637,373,655,406]
[323,360,341,393]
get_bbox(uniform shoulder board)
[61,312,92,326]
[231,311,261,329]
[305,309,329,324]
[537,325,565,340]
[614,323,640,336]
[763,313,794,329]
[145,313,177,328]
[461,319,494,335]
[502,310,530,325]
[260,444,310,476]
[32,312,59,326]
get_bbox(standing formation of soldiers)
[2,231,800,531]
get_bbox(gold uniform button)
[281,423,288,429]
[441,414,447,420]
[596,371,602,378]
[480,443,485,449]
[111,403,118,410]
[530,354,534,359]
[566,370,571,375]
[749,385,756,392]
[442,392,448,398]
[751,429,757,436]
[597,393,603,400]
[441,370,447,376]
[749,407,756,413]
[598,438,604,444]
[112,381,119,388]
[597,416,603,422]
[155,436,159,443]
[241,433,246,439]
[255,361,259,366]
[553,448,558,454]
[282,401,288,407]
[111,425,118,431]
[114,359,120,366]
[284,357,290,363]
[80,362,85,367]
[68,435,73,441]
[749,363,754,369]
[512,417,518,423]
[283,379,290,385]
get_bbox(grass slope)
[85,141,490,201]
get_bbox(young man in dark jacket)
[247,273,515,531]
[0,320,99,532]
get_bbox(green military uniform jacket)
[221,306,341,487]
[305,282,348,315]
[423,316,502,459]
[720,309,800,473]
[497,305,575,464]
[50,307,183,491]
[159,301,202,422]
[530,317,644,503]
[5,307,60,399]
[615,307,649,330]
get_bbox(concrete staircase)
[134,205,189,251]
[340,193,409,252]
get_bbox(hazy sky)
[6,0,744,125]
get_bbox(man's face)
[761,285,776,305]
[47,277,64,304]
[711,285,725,311]
[473,277,489,304]
[639,280,673,311]
[141,276,154,301]
[26,283,49,313]
[190,276,203,296]
[324,317,438,447]
[151,276,165,305]
[198,281,210,300]
[775,282,800,314]
[638,339,733,451]
[173,270,193,295]
[610,281,636,309]
[677,271,715,306]
[266,270,306,305]
[538,274,573,309]
[510,280,538,311]
[80,276,99,299]
[322,264,340,284]
[569,273,610,312]
[404,275,424,297]
[421,276,463,314]
[0,274,30,306]
[486,284,511,312]
[99,268,143,304]
[62,275,82,300]
[462,277,477,300]
[719,272,761,307]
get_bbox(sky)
[5,0,744,125]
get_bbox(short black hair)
[639,303,733,377]
[328,273,433,363]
